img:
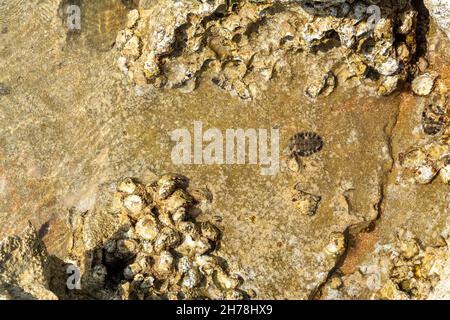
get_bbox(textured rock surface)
[0,224,57,300]
[0,0,448,300]
[117,0,419,99]
[424,0,450,40]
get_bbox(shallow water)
[0,0,448,299]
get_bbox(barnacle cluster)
[68,174,250,300]
[318,229,450,300]
[115,0,420,99]
[399,133,449,184]
[422,99,448,135]
[383,230,449,299]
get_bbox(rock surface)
[117,0,419,99]
[0,224,57,300]
[424,0,450,40]
[0,0,448,300]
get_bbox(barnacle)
[67,174,251,300]
[115,0,420,99]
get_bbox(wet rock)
[0,224,57,300]
[0,83,11,96]
[424,0,450,40]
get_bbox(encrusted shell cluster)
[76,174,249,300]
[115,0,420,99]
[399,134,450,184]
[421,95,448,136]
[386,230,449,299]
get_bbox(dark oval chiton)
[288,132,324,157]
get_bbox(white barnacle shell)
[132,273,144,284]
[117,177,137,194]
[122,35,141,60]
[123,194,144,216]
[224,289,245,300]
[122,225,136,239]
[115,29,133,50]
[411,73,437,96]
[181,267,202,289]
[325,232,346,256]
[337,24,356,48]
[154,250,174,275]
[157,174,188,199]
[176,221,200,238]
[153,227,180,252]
[172,207,187,223]
[177,235,211,256]
[301,21,333,47]
[158,211,174,227]
[439,164,450,184]
[115,239,139,260]
[374,18,394,41]
[163,189,194,213]
[200,222,221,242]
[195,255,220,276]
[126,9,139,29]
[178,256,193,274]
[215,270,240,290]
[414,163,438,184]
[376,57,400,76]
[117,57,128,75]
[398,10,416,35]
[401,148,427,169]
[377,75,400,96]
[135,216,160,241]
[135,253,150,271]
[104,239,116,254]
[140,276,155,290]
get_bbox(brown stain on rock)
[340,229,380,275]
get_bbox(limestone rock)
[0,224,57,300]
[424,0,450,40]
